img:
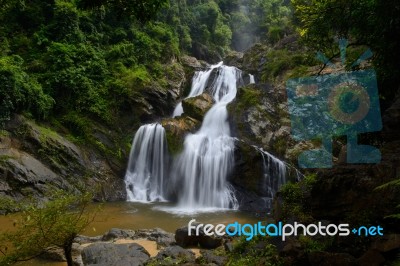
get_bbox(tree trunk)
[64,244,73,266]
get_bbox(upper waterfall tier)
[170,63,242,211]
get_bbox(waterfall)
[256,147,288,210]
[124,124,169,202]
[172,62,223,117]
[171,63,241,211]
[124,61,293,214]
[249,74,255,84]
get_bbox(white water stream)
[125,124,168,202]
[170,64,242,212]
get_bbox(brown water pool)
[1,201,262,265]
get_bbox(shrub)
[0,190,99,266]
[0,55,53,127]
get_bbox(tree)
[0,191,99,266]
[77,0,170,22]
[291,0,400,103]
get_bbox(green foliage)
[78,0,170,22]
[227,235,283,266]
[278,173,316,222]
[238,87,262,108]
[298,235,328,253]
[0,0,185,136]
[261,49,315,82]
[0,190,98,266]
[41,42,110,119]
[291,0,400,101]
[0,55,54,127]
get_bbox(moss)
[0,155,15,166]
[237,87,262,110]
[36,124,62,143]
[165,129,184,155]
[278,173,317,223]
[0,130,10,137]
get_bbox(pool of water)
[81,201,260,235]
[1,201,262,265]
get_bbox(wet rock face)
[180,55,203,69]
[224,50,244,69]
[191,42,222,63]
[228,83,298,161]
[161,116,200,155]
[0,148,71,199]
[0,115,126,202]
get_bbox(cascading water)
[172,62,223,117]
[171,63,242,211]
[124,124,169,202]
[124,61,296,214]
[249,74,255,84]
[256,147,288,210]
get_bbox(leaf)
[375,179,400,191]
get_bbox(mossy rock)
[181,93,213,121]
[161,116,200,155]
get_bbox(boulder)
[161,116,200,154]
[181,55,203,69]
[224,51,244,69]
[175,226,223,249]
[102,228,135,241]
[135,228,175,247]
[81,242,150,266]
[200,250,228,266]
[175,226,200,248]
[74,235,103,245]
[155,246,196,264]
[182,93,214,121]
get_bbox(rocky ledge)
[43,226,230,266]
